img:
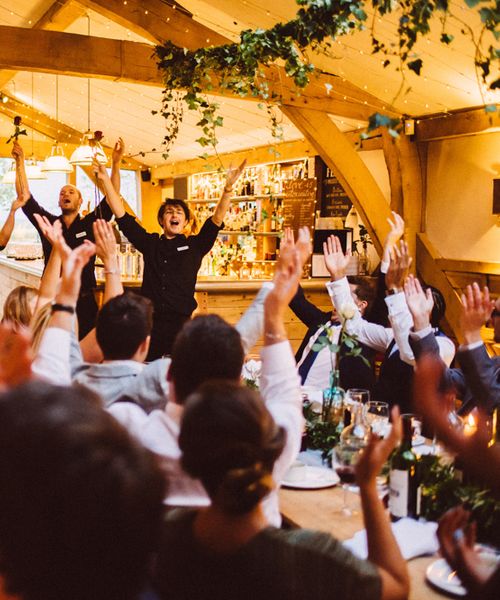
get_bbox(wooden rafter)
[0,0,86,90]
[414,106,500,141]
[0,93,145,169]
[281,106,391,254]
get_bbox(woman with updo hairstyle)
[153,381,409,600]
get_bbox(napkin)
[344,518,439,560]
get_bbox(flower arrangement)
[6,116,27,144]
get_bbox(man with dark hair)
[73,292,169,412]
[96,159,247,359]
[0,381,165,600]
[291,276,376,392]
[12,139,124,338]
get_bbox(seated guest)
[109,229,310,526]
[324,235,454,413]
[1,285,38,331]
[409,279,499,415]
[0,381,165,600]
[291,276,376,392]
[153,383,408,600]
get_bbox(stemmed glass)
[345,388,370,406]
[363,401,389,436]
[333,439,364,516]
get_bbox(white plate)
[426,551,500,597]
[282,465,339,489]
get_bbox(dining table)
[279,483,445,600]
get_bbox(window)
[76,167,140,217]
[0,158,67,245]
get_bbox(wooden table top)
[279,485,445,600]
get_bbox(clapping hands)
[323,235,351,281]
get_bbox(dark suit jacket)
[409,332,499,415]
[289,286,376,392]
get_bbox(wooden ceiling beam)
[414,106,500,141]
[0,93,145,169]
[0,26,160,86]
[0,1,86,90]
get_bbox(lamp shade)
[25,159,47,180]
[70,132,108,166]
[42,144,73,173]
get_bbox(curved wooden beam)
[281,105,391,253]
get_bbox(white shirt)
[109,340,303,527]
[296,324,341,389]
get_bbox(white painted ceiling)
[0,0,498,167]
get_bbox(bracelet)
[104,269,119,275]
[386,287,403,296]
[51,303,76,315]
[223,186,233,194]
[264,331,287,342]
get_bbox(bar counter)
[0,256,332,352]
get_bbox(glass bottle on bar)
[389,414,420,521]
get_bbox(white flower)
[339,303,356,320]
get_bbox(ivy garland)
[155,0,499,159]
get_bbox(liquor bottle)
[389,415,420,521]
[322,370,345,433]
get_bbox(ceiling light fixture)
[43,75,73,173]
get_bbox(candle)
[463,413,477,437]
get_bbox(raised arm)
[110,137,125,194]
[94,219,123,304]
[32,215,63,311]
[0,196,27,249]
[12,141,30,201]
[355,409,409,600]
[211,159,247,226]
[93,160,125,218]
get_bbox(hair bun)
[215,462,273,515]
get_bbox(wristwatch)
[51,303,76,315]
[386,288,403,296]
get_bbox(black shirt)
[22,195,112,293]
[116,213,221,316]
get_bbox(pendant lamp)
[42,75,73,173]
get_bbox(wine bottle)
[389,415,420,521]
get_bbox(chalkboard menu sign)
[282,178,317,233]
[317,159,352,220]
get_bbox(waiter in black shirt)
[12,140,123,338]
[95,158,246,360]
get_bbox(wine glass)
[345,388,370,406]
[333,439,365,516]
[363,401,389,436]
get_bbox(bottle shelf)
[187,194,285,203]
[219,230,281,237]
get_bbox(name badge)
[75,231,87,239]
[177,245,189,251]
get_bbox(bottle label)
[389,469,409,518]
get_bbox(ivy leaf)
[195,137,210,147]
[151,110,158,115]
[464,0,480,6]
[485,104,497,113]
[490,78,500,90]
[407,58,423,75]
[440,33,454,44]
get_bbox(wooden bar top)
[279,486,444,600]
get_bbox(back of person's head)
[2,285,38,330]
[168,314,244,404]
[347,275,375,314]
[29,302,52,354]
[0,381,165,600]
[425,284,446,328]
[180,381,286,514]
[96,292,153,360]
[157,198,191,226]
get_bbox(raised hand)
[383,211,405,263]
[323,235,351,281]
[92,158,110,183]
[460,283,494,345]
[224,159,247,192]
[404,274,434,331]
[112,137,125,164]
[0,323,33,389]
[279,226,311,272]
[33,214,63,246]
[355,406,402,486]
[11,140,24,162]
[93,219,118,268]
[385,240,412,291]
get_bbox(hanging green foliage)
[155,0,499,159]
